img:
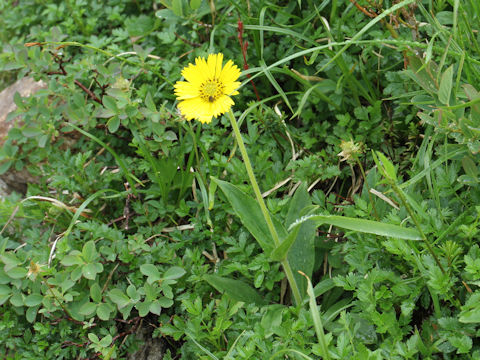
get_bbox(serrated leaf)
[125,15,155,37]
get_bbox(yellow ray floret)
[174,53,241,124]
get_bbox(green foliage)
[1,0,480,358]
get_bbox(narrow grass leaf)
[204,274,266,305]
[186,333,219,360]
[63,189,117,240]
[289,214,421,240]
[259,60,293,113]
[300,271,331,360]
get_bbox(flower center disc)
[200,80,224,103]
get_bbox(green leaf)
[125,15,155,37]
[0,285,12,306]
[149,301,163,315]
[145,92,157,112]
[171,0,183,17]
[450,335,472,354]
[213,178,287,253]
[459,293,480,323]
[102,96,118,112]
[0,160,13,175]
[24,293,43,307]
[136,301,151,317]
[270,226,300,261]
[140,264,161,283]
[438,65,453,105]
[82,263,102,280]
[90,283,102,303]
[95,107,116,118]
[289,214,421,240]
[163,266,186,280]
[10,292,24,307]
[372,151,397,182]
[61,254,84,266]
[156,297,173,308]
[301,272,331,360]
[82,241,97,263]
[99,334,112,347]
[26,306,39,323]
[79,301,97,316]
[204,274,266,305]
[107,116,120,133]
[285,184,316,297]
[190,0,202,10]
[88,333,99,343]
[97,303,113,321]
[6,266,27,279]
[108,289,131,309]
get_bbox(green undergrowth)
[1,0,480,359]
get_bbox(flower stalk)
[227,109,302,305]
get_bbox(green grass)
[0,0,480,359]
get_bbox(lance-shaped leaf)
[289,214,421,240]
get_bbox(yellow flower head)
[174,53,241,124]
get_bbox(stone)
[0,77,47,197]
[126,322,166,360]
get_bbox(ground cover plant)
[1,0,480,358]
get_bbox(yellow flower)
[174,53,241,124]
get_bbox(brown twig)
[237,19,260,102]
[174,32,201,48]
[47,50,103,104]
[74,79,102,104]
[349,0,377,18]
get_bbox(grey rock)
[127,322,166,360]
[0,77,46,197]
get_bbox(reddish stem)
[237,19,260,102]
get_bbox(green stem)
[354,155,379,220]
[227,110,302,306]
[390,182,446,275]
